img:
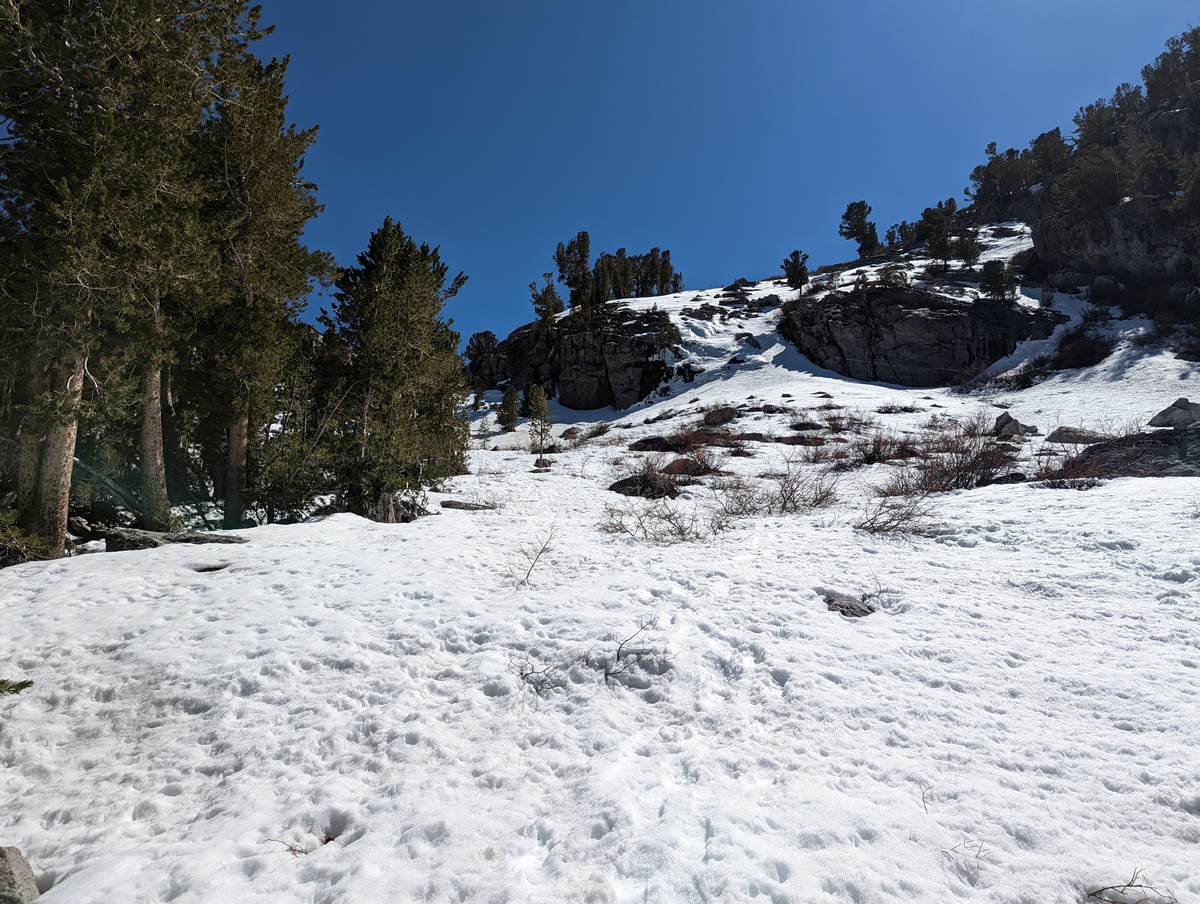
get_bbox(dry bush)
[874,413,1018,495]
[837,430,918,470]
[875,403,924,415]
[0,514,58,568]
[764,460,840,513]
[583,616,675,687]
[600,498,722,543]
[788,413,824,432]
[854,494,935,535]
[709,475,768,518]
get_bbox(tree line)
[1,2,467,559]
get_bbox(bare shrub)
[837,430,918,470]
[854,494,935,535]
[710,475,768,518]
[600,498,720,543]
[583,616,674,687]
[875,403,924,415]
[764,459,840,513]
[512,646,569,698]
[509,525,560,588]
[1086,868,1178,904]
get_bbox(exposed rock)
[1044,426,1116,445]
[778,286,1063,387]
[559,427,582,441]
[995,412,1039,437]
[469,306,677,411]
[661,458,711,477]
[0,847,40,904]
[439,500,498,511]
[99,528,250,552]
[628,436,679,453]
[1149,397,1200,428]
[703,406,738,426]
[1062,423,1200,478]
[1034,201,1200,289]
[824,592,875,619]
[608,475,680,499]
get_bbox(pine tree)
[526,385,552,456]
[0,2,256,547]
[838,201,880,257]
[320,217,468,518]
[781,251,810,290]
[498,385,520,432]
[530,273,564,328]
[186,47,331,529]
[979,261,1019,302]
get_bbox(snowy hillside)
[3,225,1200,903]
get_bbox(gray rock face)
[469,307,677,411]
[1064,423,1200,478]
[0,847,40,904]
[1034,201,1200,288]
[778,287,1063,387]
[1149,397,1200,428]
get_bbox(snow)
[3,226,1200,903]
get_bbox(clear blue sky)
[257,1,1197,345]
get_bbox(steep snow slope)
[2,225,1199,903]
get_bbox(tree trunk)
[223,407,249,529]
[24,352,84,554]
[160,365,190,502]
[139,367,172,531]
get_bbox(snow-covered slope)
[3,226,1199,903]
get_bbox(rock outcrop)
[778,287,1063,387]
[1033,202,1200,290]
[1062,423,1200,478]
[469,306,679,410]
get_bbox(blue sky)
[257,1,1197,345]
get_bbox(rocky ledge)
[778,286,1064,387]
[469,306,680,410]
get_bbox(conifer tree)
[498,386,520,433]
[838,201,880,257]
[526,385,552,456]
[320,218,468,518]
[187,47,331,528]
[0,1,258,546]
[979,261,1019,302]
[781,251,810,290]
[530,273,564,328]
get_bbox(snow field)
[3,222,1200,901]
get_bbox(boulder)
[995,412,1038,438]
[0,847,39,904]
[1044,426,1116,445]
[1149,397,1200,428]
[778,286,1063,387]
[703,406,738,426]
[1062,422,1200,478]
[99,528,250,552]
[608,475,680,500]
[824,592,875,619]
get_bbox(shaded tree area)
[0,3,468,557]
